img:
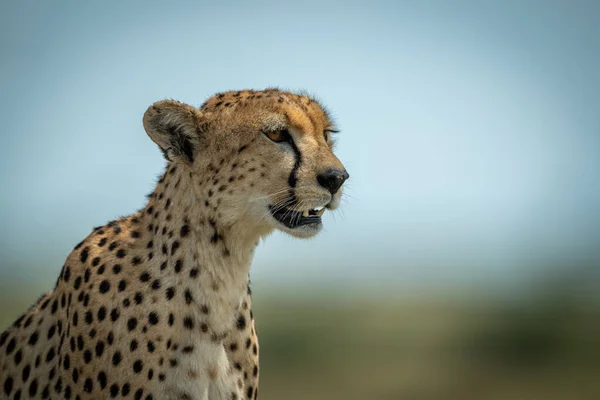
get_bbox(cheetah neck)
[138,164,267,335]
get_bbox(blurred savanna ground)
[2,271,599,400]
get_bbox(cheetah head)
[142,89,348,239]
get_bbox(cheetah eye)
[323,129,338,143]
[263,129,290,143]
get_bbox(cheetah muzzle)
[0,88,348,400]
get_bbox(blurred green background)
[1,1,600,399]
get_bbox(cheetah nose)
[317,168,349,195]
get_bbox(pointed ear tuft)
[143,100,203,163]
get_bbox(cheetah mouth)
[268,205,326,229]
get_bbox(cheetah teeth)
[303,207,326,217]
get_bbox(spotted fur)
[0,88,347,400]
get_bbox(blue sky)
[1,0,599,294]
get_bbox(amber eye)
[264,129,289,143]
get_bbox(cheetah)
[0,88,348,400]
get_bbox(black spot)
[4,376,13,396]
[95,341,105,357]
[147,341,155,353]
[111,308,120,322]
[112,351,122,366]
[169,359,177,367]
[74,241,84,250]
[166,287,175,300]
[45,347,55,362]
[110,383,119,397]
[107,331,114,345]
[132,256,142,265]
[99,280,110,293]
[40,383,49,399]
[168,314,174,326]
[230,343,238,352]
[134,292,143,304]
[98,238,107,247]
[151,279,161,290]
[122,383,130,396]
[118,280,127,292]
[134,388,144,400]
[148,312,159,325]
[131,231,140,238]
[92,257,101,267]
[183,317,194,330]
[84,378,93,393]
[133,360,143,373]
[28,379,38,397]
[14,349,22,365]
[72,368,79,383]
[40,298,51,310]
[109,241,118,251]
[174,259,183,273]
[112,264,121,274]
[116,249,126,258]
[128,318,138,331]
[6,337,16,354]
[85,311,93,324]
[80,247,89,263]
[98,371,107,389]
[247,386,254,399]
[180,225,190,237]
[189,268,198,278]
[184,289,193,304]
[73,276,82,290]
[236,315,247,330]
[171,241,180,255]
[140,272,150,282]
[22,364,31,382]
[63,266,71,282]
[182,346,194,353]
[28,331,39,346]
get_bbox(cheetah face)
[255,118,348,238]
[143,89,348,239]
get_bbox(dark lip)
[268,205,322,229]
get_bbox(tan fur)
[0,88,347,400]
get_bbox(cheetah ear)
[143,100,203,163]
